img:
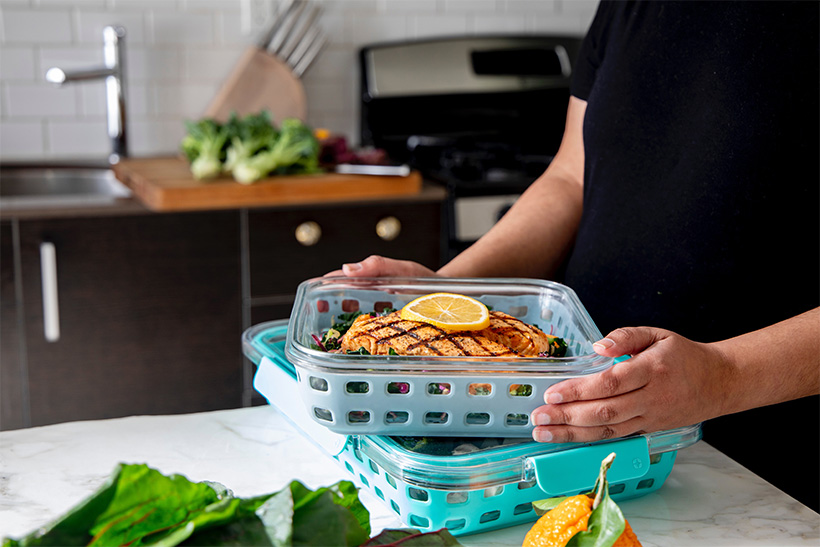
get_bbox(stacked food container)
[242,277,701,536]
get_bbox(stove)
[358,35,582,259]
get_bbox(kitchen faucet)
[46,25,127,164]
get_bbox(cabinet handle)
[39,242,61,343]
[295,221,322,246]
[375,216,401,241]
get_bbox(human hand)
[324,254,440,278]
[530,327,735,443]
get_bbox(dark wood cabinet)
[1,211,243,430]
[1,189,445,427]
[247,200,443,299]
[1,222,26,429]
[241,197,444,405]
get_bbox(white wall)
[0,0,597,161]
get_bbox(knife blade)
[267,0,307,55]
[292,30,326,77]
[286,25,319,68]
[255,0,291,49]
[278,4,322,61]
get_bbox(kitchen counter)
[1,406,816,546]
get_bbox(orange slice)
[400,292,490,332]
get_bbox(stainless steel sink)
[0,166,132,211]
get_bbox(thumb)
[592,326,666,358]
[341,255,438,277]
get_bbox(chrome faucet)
[46,25,128,164]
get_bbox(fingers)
[532,416,647,444]
[592,326,667,358]
[329,255,439,278]
[532,384,644,425]
[543,356,651,405]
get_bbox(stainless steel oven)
[358,35,582,259]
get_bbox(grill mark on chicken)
[477,311,552,356]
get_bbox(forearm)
[438,171,582,278]
[438,97,587,279]
[715,307,820,415]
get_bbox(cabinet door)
[0,221,26,430]
[17,212,242,427]
[248,201,443,298]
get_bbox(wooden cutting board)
[113,157,423,212]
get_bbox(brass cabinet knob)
[295,221,322,246]
[375,216,401,241]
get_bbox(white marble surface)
[0,406,817,546]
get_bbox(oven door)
[447,193,519,258]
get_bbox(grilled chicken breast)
[477,311,553,356]
[339,310,554,357]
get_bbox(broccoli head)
[179,118,231,180]
[233,118,321,184]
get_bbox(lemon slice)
[400,292,490,331]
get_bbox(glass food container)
[255,276,617,437]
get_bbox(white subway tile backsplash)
[0,121,44,159]
[502,0,558,12]
[129,118,186,156]
[155,82,215,118]
[411,14,469,39]
[34,0,106,7]
[2,9,72,43]
[76,79,147,118]
[300,46,354,82]
[530,12,588,35]
[126,82,149,117]
[77,80,106,116]
[76,10,147,44]
[126,47,181,81]
[6,83,78,117]
[216,8,253,46]
[39,46,104,75]
[345,14,408,44]
[151,11,215,44]
[110,0,180,8]
[443,0,497,13]
[559,0,600,15]
[47,119,109,157]
[381,0,437,13]
[303,79,353,116]
[181,0,242,9]
[0,0,596,158]
[320,0,380,15]
[1,48,36,80]
[471,14,527,34]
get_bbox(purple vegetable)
[311,333,327,352]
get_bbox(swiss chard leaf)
[362,528,462,546]
[289,481,370,546]
[2,465,459,547]
[1,463,227,547]
[346,347,371,355]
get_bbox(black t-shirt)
[563,1,819,510]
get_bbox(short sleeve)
[570,1,616,101]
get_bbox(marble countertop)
[1,406,817,546]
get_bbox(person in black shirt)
[330,1,819,510]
